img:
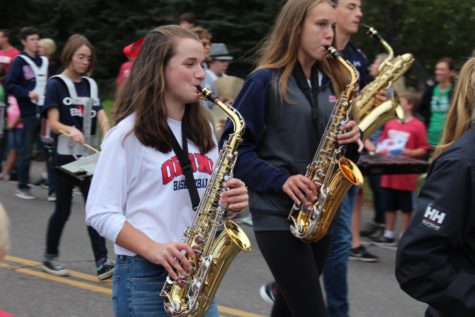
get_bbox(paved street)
[0,161,426,317]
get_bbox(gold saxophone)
[288,47,364,242]
[356,24,415,140]
[160,87,251,317]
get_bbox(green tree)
[2,0,474,96]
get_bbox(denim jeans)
[113,255,220,317]
[18,116,40,189]
[323,185,358,317]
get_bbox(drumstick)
[58,129,100,154]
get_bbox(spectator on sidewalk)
[0,29,20,72]
[178,12,197,29]
[417,57,456,149]
[371,90,429,246]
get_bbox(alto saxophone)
[161,87,251,317]
[356,24,415,139]
[288,47,364,242]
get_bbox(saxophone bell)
[288,46,364,242]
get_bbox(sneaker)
[370,235,396,247]
[15,189,35,200]
[349,246,379,262]
[368,226,385,239]
[42,257,69,276]
[360,222,384,237]
[259,281,277,304]
[96,257,115,280]
[48,193,56,202]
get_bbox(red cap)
[123,38,144,60]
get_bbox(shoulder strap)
[50,75,100,106]
[51,74,78,99]
[168,121,200,210]
[81,77,99,100]
[18,55,48,76]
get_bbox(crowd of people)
[1,0,475,316]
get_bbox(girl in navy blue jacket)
[220,0,362,315]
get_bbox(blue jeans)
[18,116,40,189]
[113,255,220,317]
[323,185,358,317]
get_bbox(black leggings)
[45,154,108,261]
[255,230,331,317]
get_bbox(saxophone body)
[161,87,251,317]
[288,47,364,242]
[356,24,414,139]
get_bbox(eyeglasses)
[74,53,92,63]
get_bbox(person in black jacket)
[396,56,475,317]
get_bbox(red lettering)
[161,160,175,185]
[194,153,213,174]
[188,153,197,172]
[171,157,182,176]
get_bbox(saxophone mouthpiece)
[362,24,382,41]
[326,46,341,59]
[198,86,217,102]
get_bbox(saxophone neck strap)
[168,118,200,210]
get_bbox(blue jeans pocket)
[130,276,166,316]
[113,255,168,317]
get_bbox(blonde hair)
[433,57,475,158]
[38,38,57,56]
[256,0,348,101]
[0,203,9,259]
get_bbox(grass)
[102,99,115,121]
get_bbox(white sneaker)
[15,189,35,200]
[48,193,56,202]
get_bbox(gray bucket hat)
[210,43,233,61]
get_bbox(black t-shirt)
[42,76,103,138]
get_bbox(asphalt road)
[0,161,427,317]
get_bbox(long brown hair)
[256,0,349,101]
[433,57,475,158]
[114,25,214,154]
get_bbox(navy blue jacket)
[219,62,359,230]
[396,127,475,317]
[341,42,369,90]
[5,52,45,118]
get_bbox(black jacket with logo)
[396,126,475,317]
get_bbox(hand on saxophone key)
[145,242,196,280]
[337,120,361,146]
[220,178,249,213]
[283,175,318,208]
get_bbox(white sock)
[383,230,395,239]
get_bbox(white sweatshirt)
[85,114,218,256]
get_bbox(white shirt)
[85,114,218,256]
